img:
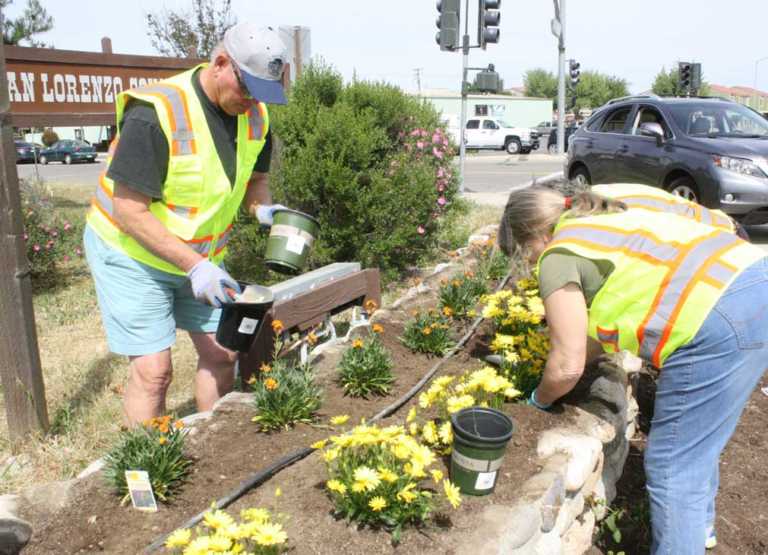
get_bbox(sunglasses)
[230,60,253,100]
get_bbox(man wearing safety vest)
[500,186,768,554]
[84,24,289,424]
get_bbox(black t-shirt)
[107,69,272,199]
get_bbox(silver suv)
[566,95,768,224]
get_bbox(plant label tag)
[125,470,158,512]
[238,317,258,335]
[286,235,305,255]
[474,471,497,491]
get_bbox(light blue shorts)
[84,225,222,356]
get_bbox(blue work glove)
[527,388,553,411]
[187,260,240,307]
[255,204,287,226]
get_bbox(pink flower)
[416,141,425,150]
[437,167,445,178]
[410,129,422,137]
[417,225,426,235]
[442,137,449,146]
[51,230,58,238]
[63,222,72,231]
[23,233,28,241]
[437,183,445,192]
[432,133,441,143]
[420,129,429,137]
[437,197,447,206]
[33,244,40,252]
[432,147,444,159]
[63,255,70,263]
[75,248,82,256]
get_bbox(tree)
[1,0,54,47]
[145,0,236,59]
[523,68,558,102]
[652,66,711,97]
[572,71,629,111]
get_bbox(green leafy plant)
[476,247,510,282]
[401,310,454,356]
[318,422,461,544]
[164,506,288,553]
[338,330,394,398]
[103,416,192,502]
[437,271,488,319]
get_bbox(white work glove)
[187,260,240,307]
[255,204,287,226]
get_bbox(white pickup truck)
[447,116,539,155]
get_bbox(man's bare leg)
[124,349,173,425]
[190,332,238,412]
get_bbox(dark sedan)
[39,139,97,164]
[14,140,41,163]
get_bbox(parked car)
[535,121,557,136]
[39,139,97,164]
[547,124,579,154]
[566,95,768,224]
[454,116,539,154]
[14,140,41,163]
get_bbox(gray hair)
[210,41,227,63]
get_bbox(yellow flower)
[158,436,168,446]
[368,496,387,512]
[352,338,364,349]
[240,508,270,523]
[372,324,384,334]
[326,479,347,495]
[443,479,462,509]
[438,421,453,444]
[378,467,398,483]
[421,421,438,444]
[323,448,340,462]
[330,414,350,426]
[409,422,419,436]
[264,378,278,391]
[397,483,417,504]
[271,319,284,334]
[164,528,191,548]
[442,306,454,317]
[247,374,257,385]
[274,487,282,498]
[467,309,477,318]
[310,439,328,450]
[203,509,235,530]
[406,406,417,423]
[253,522,288,546]
[446,394,475,414]
[431,469,444,484]
[259,363,272,373]
[307,331,318,345]
[353,466,381,492]
[364,299,378,313]
[422,326,432,336]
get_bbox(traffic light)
[436,0,461,52]
[691,63,702,95]
[569,60,581,88]
[679,62,692,93]
[474,64,500,92]
[478,0,501,49]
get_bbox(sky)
[9,0,768,95]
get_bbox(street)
[16,156,105,186]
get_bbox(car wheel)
[39,155,48,165]
[571,166,591,185]
[505,138,522,155]
[64,154,72,165]
[548,144,558,154]
[667,175,700,203]
[520,148,531,155]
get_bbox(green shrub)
[338,332,394,398]
[251,361,323,431]
[477,248,511,281]
[438,272,488,319]
[401,310,453,356]
[226,61,461,283]
[103,416,192,502]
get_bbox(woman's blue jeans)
[645,257,768,554]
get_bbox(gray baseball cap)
[223,23,288,105]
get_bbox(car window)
[466,120,480,129]
[632,106,671,138]
[599,107,633,133]
[668,102,768,137]
[482,120,498,130]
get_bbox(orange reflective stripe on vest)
[247,103,267,141]
[139,84,197,156]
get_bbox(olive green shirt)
[538,252,615,306]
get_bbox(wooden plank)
[4,45,204,69]
[239,269,380,385]
[0,40,49,442]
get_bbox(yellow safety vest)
[87,64,269,275]
[591,183,735,232]
[539,210,764,367]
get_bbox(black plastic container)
[215,284,274,352]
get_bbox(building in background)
[710,84,768,113]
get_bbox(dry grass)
[0,190,504,495]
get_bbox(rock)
[533,529,563,554]
[368,308,392,324]
[21,479,75,514]
[484,354,503,367]
[537,429,603,492]
[0,517,31,555]
[431,262,457,275]
[213,392,253,412]
[572,407,616,445]
[456,504,542,553]
[477,224,499,236]
[614,351,643,373]
[562,510,596,555]
[554,492,586,537]
[520,471,565,533]
[180,410,213,427]
[468,233,491,245]
[76,458,105,480]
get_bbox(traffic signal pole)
[556,0,566,155]
[458,1,470,194]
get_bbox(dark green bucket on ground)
[265,209,319,275]
[450,407,514,495]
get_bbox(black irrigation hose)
[144,270,513,553]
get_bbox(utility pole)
[459,1,470,194]
[413,68,423,96]
[552,0,566,155]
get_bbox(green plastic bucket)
[450,407,514,495]
[264,209,319,275]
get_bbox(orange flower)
[264,378,279,390]
[372,324,384,334]
[260,363,272,373]
[440,278,448,286]
[442,306,454,317]
[158,436,168,445]
[272,320,284,334]
[247,374,257,385]
[451,279,461,287]
[422,326,432,336]
[364,299,378,313]
[352,338,364,349]
[307,332,318,346]
[159,423,170,434]
[174,420,184,430]
[464,271,474,278]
